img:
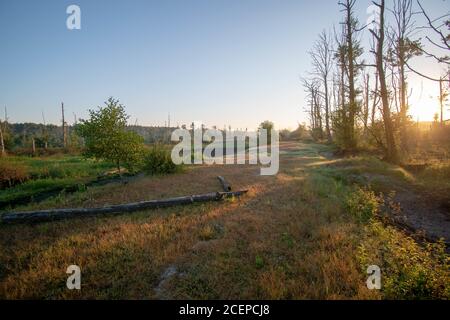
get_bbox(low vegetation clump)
[415,161,450,197]
[0,179,82,207]
[0,156,116,209]
[198,225,217,241]
[349,188,450,300]
[0,161,30,189]
[420,162,450,179]
[311,153,450,299]
[346,188,381,223]
[143,144,180,176]
[358,220,449,300]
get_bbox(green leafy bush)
[76,97,145,172]
[351,188,449,300]
[346,187,381,223]
[358,221,449,300]
[143,144,180,175]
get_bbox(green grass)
[0,155,116,209]
[7,155,115,179]
[314,156,413,182]
[415,162,450,196]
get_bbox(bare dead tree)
[417,1,450,61]
[362,72,370,133]
[32,137,36,156]
[370,0,400,163]
[310,30,334,142]
[387,0,422,150]
[0,117,5,157]
[41,111,49,149]
[403,1,450,82]
[61,102,67,148]
[336,0,364,149]
[371,71,381,126]
[340,0,357,147]
[0,107,9,157]
[302,78,323,138]
[312,85,323,137]
[412,1,450,125]
[439,74,450,125]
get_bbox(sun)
[408,103,442,122]
[408,86,446,122]
[407,78,449,122]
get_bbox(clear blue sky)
[0,0,447,129]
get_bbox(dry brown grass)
[0,161,29,189]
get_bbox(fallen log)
[1,190,248,225]
[217,176,232,192]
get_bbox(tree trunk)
[0,120,5,157]
[62,102,67,148]
[440,77,444,126]
[364,74,370,134]
[345,0,357,149]
[324,76,332,142]
[372,0,399,163]
[371,72,379,126]
[217,176,232,192]
[399,40,409,151]
[1,190,249,224]
[117,160,121,175]
[32,137,36,156]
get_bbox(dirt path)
[313,148,450,244]
[152,142,367,299]
[362,173,450,243]
[279,142,449,243]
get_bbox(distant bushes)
[0,161,30,189]
[10,147,80,157]
[0,155,116,192]
[142,144,180,175]
[277,124,313,142]
[421,163,450,180]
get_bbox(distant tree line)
[0,121,180,154]
[0,114,264,157]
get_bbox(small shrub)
[198,223,224,241]
[358,221,450,300]
[0,160,30,189]
[281,232,295,248]
[198,225,216,241]
[255,256,265,269]
[48,165,68,179]
[143,144,180,175]
[346,187,381,223]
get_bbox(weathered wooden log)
[1,190,248,225]
[217,176,232,192]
